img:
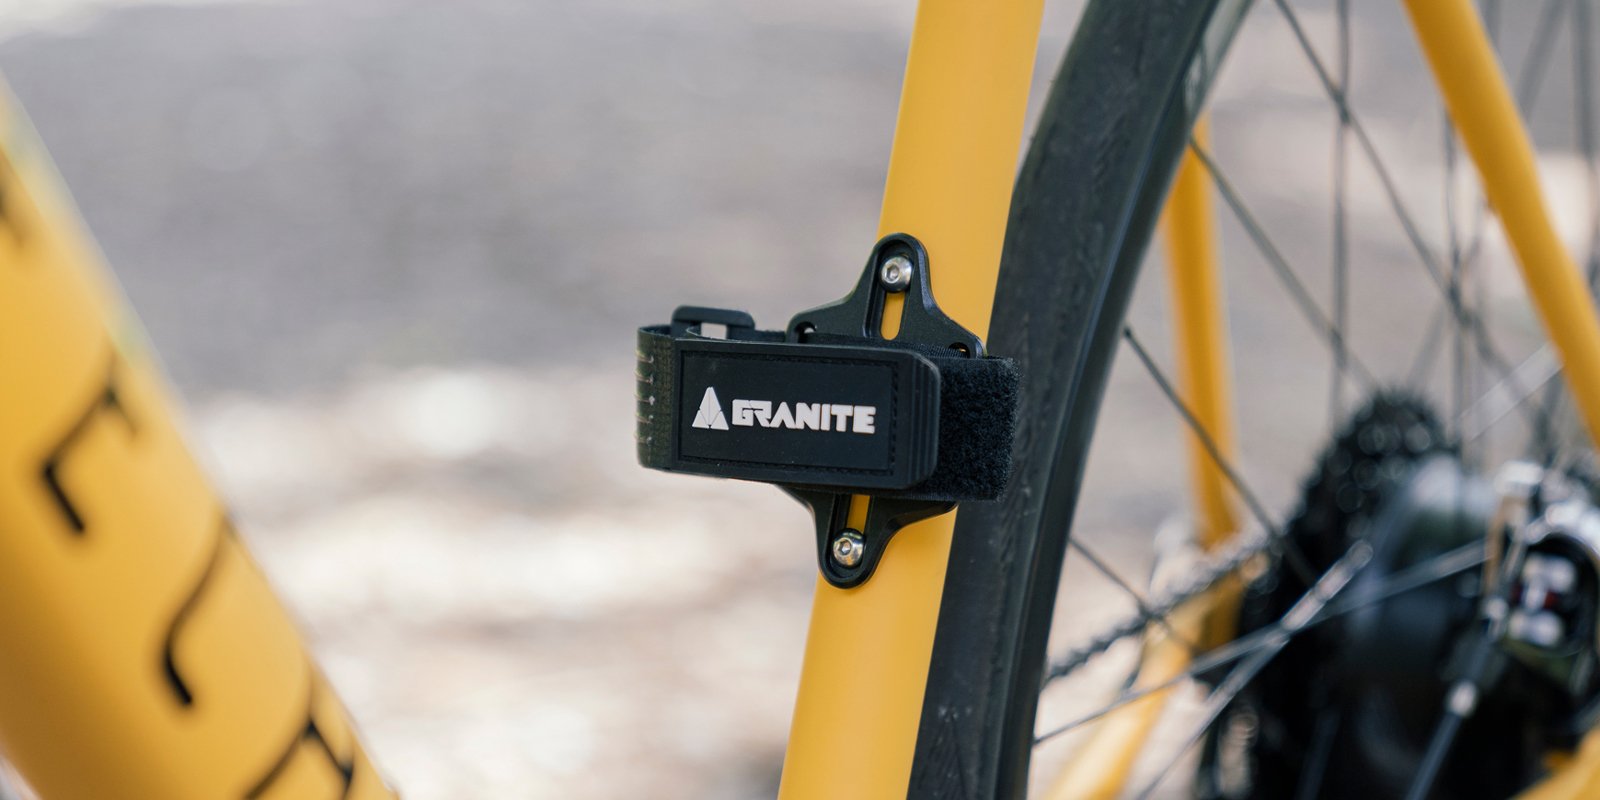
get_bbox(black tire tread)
[908,1,1229,796]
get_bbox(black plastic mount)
[781,234,977,587]
[635,234,1005,588]
[785,234,984,357]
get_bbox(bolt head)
[879,256,913,292]
[831,529,865,568]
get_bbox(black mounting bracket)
[784,233,978,588]
[785,234,985,357]
[786,488,953,588]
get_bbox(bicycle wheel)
[907,0,1600,796]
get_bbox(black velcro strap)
[636,323,1017,502]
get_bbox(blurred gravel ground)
[0,0,1588,798]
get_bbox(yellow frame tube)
[1164,123,1241,553]
[1045,124,1242,799]
[1403,0,1600,453]
[777,0,1044,796]
[0,86,391,797]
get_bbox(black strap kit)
[636,234,1018,587]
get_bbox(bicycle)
[638,0,1600,797]
[2,0,1600,798]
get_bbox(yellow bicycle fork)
[0,87,392,798]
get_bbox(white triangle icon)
[691,387,729,430]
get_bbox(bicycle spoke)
[1037,540,1485,739]
[1274,0,1545,438]
[1294,707,1342,800]
[1464,345,1562,444]
[1032,3,1596,793]
[1530,0,1600,469]
[1445,114,1469,450]
[1408,303,1449,387]
[1273,0,1446,289]
[1524,0,1600,462]
[1069,537,1201,654]
[1404,496,1535,800]
[1408,697,1470,800]
[1330,0,1351,426]
[1517,0,1585,462]
[1400,0,1569,457]
[1046,529,1278,685]
[1129,542,1372,800]
[1483,1,1561,453]
[1123,326,1319,585]
[1407,0,1552,391]
[1134,643,1281,799]
[1188,142,1378,388]
[1274,0,1445,291]
[1514,0,1565,116]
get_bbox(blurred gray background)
[0,0,1585,797]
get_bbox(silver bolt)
[879,256,913,292]
[831,529,865,568]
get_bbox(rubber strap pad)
[636,324,1017,501]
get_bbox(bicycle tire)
[908,0,1247,796]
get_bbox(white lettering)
[853,405,876,434]
[771,402,797,429]
[699,391,877,436]
[731,399,770,427]
[830,405,854,429]
[795,403,822,430]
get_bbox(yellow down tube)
[1045,126,1241,798]
[0,86,392,798]
[777,0,1044,796]
[1401,0,1600,796]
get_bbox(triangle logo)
[691,387,729,430]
